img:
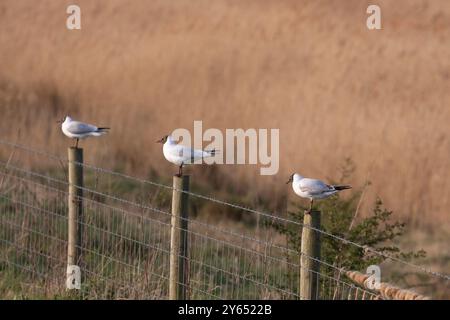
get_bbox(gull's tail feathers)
[333,185,352,191]
[206,148,220,156]
[96,127,110,132]
[91,127,110,137]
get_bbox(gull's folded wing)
[66,121,98,134]
[169,145,212,163]
[299,179,332,195]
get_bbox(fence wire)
[1,140,443,299]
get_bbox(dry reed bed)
[0,0,449,227]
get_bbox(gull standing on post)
[59,116,110,148]
[157,135,217,176]
[286,173,351,211]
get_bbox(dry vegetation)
[0,1,449,228]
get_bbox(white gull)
[60,116,110,148]
[157,135,216,176]
[287,173,351,211]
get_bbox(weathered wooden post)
[300,210,321,300]
[66,147,83,290]
[169,175,190,300]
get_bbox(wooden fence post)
[300,210,321,300]
[169,175,190,300]
[67,147,83,290]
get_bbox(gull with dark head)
[286,173,351,211]
[59,116,110,148]
[157,135,217,176]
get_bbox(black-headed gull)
[286,173,351,211]
[157,135,217,176]
[59,116,110,148]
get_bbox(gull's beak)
[156,138,163,143]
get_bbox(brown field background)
[0,0,449,232]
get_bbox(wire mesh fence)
[1,140,443,300]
